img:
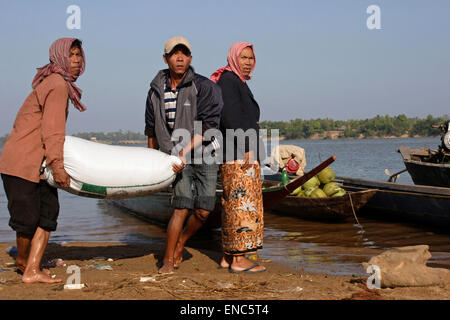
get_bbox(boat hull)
[269,189,377,222]
[403,159,450,188]
[337,176,450,230]
[108,190,223,229]
[398,146,450,188]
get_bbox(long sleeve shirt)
[0,73,69,183]
[217,70,262,161]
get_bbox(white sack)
[43,136,181,199]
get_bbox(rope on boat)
[348,192,364,233]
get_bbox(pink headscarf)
[210,42,255,83]
[32,38,87,112]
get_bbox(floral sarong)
[220,161,263,255]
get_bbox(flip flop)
[229,263,266,274]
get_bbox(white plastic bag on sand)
[43,136,181,199]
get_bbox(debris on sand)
[64,283,86,290]
[88,264,113,271]
[5,246,17,258]
[140,276,157,282]
[41,258,66,269]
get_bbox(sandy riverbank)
[0,242,448,300]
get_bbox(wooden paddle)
[263,155,337,208]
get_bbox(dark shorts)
[1,174,59,237]
[172,164,218,212]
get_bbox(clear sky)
[0,0,449,135]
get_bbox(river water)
[1,137,449,276]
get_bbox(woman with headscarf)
[0,38,87,283]
[211,42,266,273]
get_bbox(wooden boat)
[269,188,377,222]
[337,176,450,230]
[110,191,175,225]
[398,122,450,188]
[108,156,337,228]
[398,146,450,188]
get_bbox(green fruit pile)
[290,167,346,198]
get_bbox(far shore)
[0,134,440,148]
[265,133,440,141]
[105,134,440,145]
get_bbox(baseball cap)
[164,36,191,55]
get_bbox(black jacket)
[217,70,264,161]
[145,67,223,155]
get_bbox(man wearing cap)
[145,36,223,274]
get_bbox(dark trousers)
[1,174,59,237]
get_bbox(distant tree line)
[0,114,448,147]
[0,130,147,147]
[260,114,449,139]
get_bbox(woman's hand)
[241,150,255,171]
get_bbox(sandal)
[229,263,266,274]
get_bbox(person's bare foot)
[173,257,182,269]
[158,263,175,275]
[22,269,62,284]
[173,243,183,269]
[16,265,51,276]
[15,259,51,276]
[15,257,27,274]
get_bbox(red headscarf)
[32,38,87,112]
[210,42,255,83]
